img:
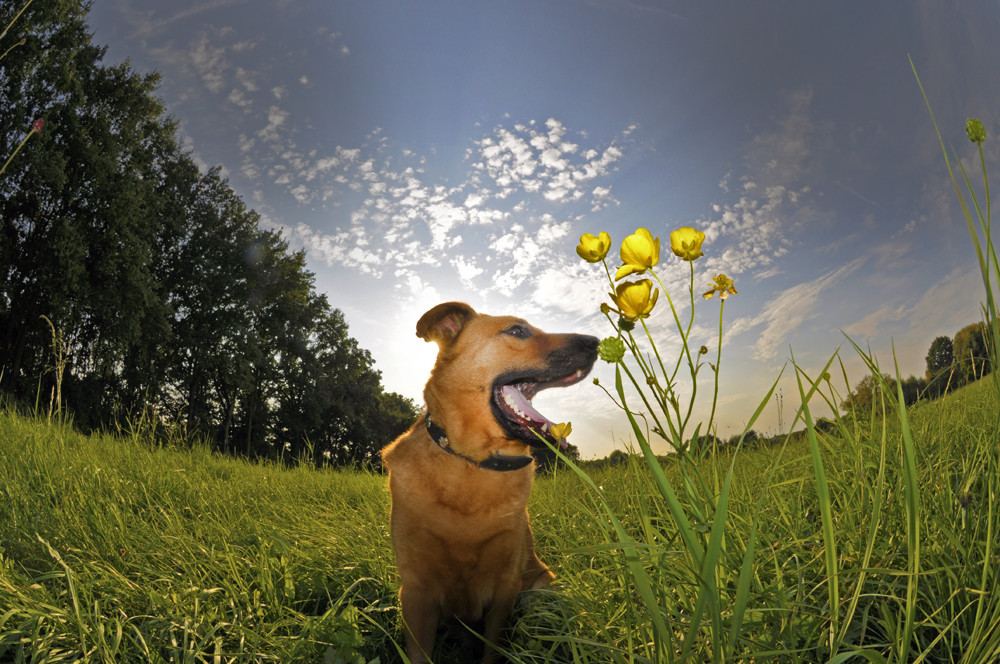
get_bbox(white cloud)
[228,88,252,109]
[842,303,907,338]
[257,106,289,143]
[745,86,827,190]
[453,257,484,286]
[471,119,626,204]
[188,31,229,93]
[235,67,259,91]
[730,255,869,361]
[238,117,631,310]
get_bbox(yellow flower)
[610,279,659,320]
[703,273,738,300]
[576,232,612,262]
[615,228,660,280]
[549,422,572,441]
[670,227,706,261]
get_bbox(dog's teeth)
[504,392,526,418]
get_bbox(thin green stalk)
[845,337,921,662]
[0,124,40,177]
[617,345,677,443]
[537,426,676,663]
[0,0,34,43]
[967,442,997,653]
[790,349,842,654]
[725,369,786,657]
[912,60,1000,403]
[615,364,705,565]
[651,268,698,386]
[704,299,725,439]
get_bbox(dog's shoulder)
[380,415,426,467]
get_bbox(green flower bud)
[967,118,987,144]
[617,317,635,333]
[597,336,626,363]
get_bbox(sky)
[87,0,1000,459]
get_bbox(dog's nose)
[577,335,600,353]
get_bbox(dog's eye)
[502,324,532,339]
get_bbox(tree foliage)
[841,373,926,415]
[0,1,417,466]
[953,322,992,386]
[924,335,955,398]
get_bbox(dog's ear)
[416,302,477,346]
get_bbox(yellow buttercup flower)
[610,279,659,320]
[703,273,737,300]
[615,228,660,280]
[670,227,706,261]
[576,232,612,263]
[549,422,572,441]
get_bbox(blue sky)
[88,1,1000,458]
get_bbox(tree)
[607,449,629,465]
[924,335,956,398]
[1,0,176,426]
[841,373,896,414]
[0,0,419,467]
[533,442,580,474]
[954,322,991,385]
[899,375,927,406]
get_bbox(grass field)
[2,367,999,663]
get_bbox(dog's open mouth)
[491,369,589,449]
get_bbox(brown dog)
[381,302,598,664]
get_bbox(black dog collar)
[425,413,534,472]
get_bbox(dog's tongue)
[500,384,568,449]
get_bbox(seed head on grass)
[966,118,987,144]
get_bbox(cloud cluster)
[469,119,626,210]
[265,120,629,304]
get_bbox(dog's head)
[417,302,598,455]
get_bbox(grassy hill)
[1,377,998,662]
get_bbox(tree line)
[585,320,994,466]
[841,321,993,414]
[0,1,417,466]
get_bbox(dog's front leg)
[480,592,517,664]
[400,584,439,663]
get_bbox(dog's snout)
[546,334,600,369]
[578,335,600,354]
[566,334,600,359]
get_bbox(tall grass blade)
[843,337,922,662]
[790,350,840,654]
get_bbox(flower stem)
[705,299,725,438]
[0,126,39,177]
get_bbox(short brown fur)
[381,302,597,663]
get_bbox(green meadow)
[4,2,999,660]
[2,369,998,662]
